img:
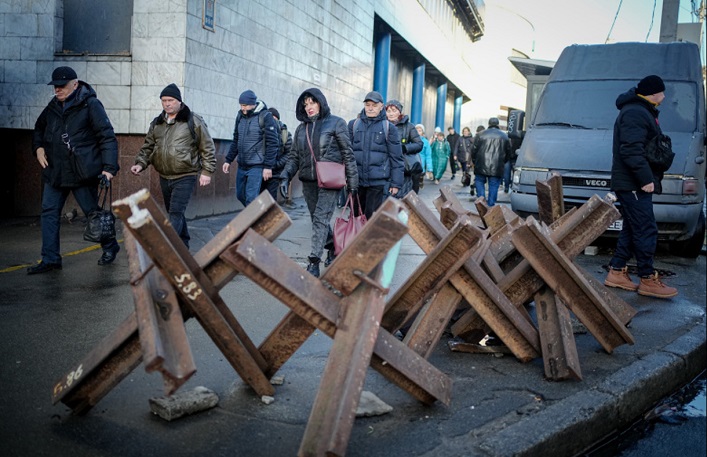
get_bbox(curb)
[474,323,706,456]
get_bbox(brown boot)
[638,272,678,298]
[604,266,639,291]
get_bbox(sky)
[496,0,705,61]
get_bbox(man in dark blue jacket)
[29,66,120,274]
[222,90,279,207]
[604,75,677,299]
[348,91,404,219]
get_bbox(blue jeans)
[474,175,501,206]
[609,190,657,277]
[160,175,197,248]
[236,166,263,207]
[40,183,119,264]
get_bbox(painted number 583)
[173,273,202,300]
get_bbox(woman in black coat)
[280,88,358,277]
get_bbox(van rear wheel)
[669,210,706,258]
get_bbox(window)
[61,0,132,55]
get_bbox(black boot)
[324,250,336,267]
[306,256,321,278]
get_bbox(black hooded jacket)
[32,81,119,187]
[281,88,358,190]
[611,88,663,194]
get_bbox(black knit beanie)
[160,83,182,102]
[636,75,665,96]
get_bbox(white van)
[511,42,706,257]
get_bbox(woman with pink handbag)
[279,88,359,277]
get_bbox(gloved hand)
[279,179,289,199]
[348,187,358,196]
[401,144,407,153]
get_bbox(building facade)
[0,0,487,217]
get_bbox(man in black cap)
[29,66,120,274]
[222,89,279,207]
[604,74,678,299]
[131,83,216,248]
[348,91,403,219]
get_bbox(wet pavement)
[0,176,705,457]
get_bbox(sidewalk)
[0,175,704,457]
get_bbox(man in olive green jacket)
[131,84,216,248]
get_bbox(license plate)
[607,219,623,231]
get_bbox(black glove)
[279,179,289,199]
[401,144,407,154]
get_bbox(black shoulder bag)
[84,177,116,243]
[644,133,675,173]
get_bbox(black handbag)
[403,153,423,176]
[84,178,116,243]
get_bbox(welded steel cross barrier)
[218,198,453,456]
[433,185,636,375]
[51,190,291,414]
[219,198,452,407]
[401,191,542,363]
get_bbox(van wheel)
[669,210,705,258]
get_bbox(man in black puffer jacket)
[29,66,120,274]
[222,90,279,207]
[471,117,510,206]
[348,91,404,219]
[604,75,677,299]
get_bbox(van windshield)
[534,81,697,132]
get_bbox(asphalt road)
[0,182,704,457]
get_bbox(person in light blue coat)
[416,124,433,183]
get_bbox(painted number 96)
[173,273,203,300]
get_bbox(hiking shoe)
[306,256,321,278]
[638,272,678,298]
[27,261,62,275]
[604,266,639,291]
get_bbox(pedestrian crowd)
[27,66,677,297]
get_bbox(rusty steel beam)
[221,229,453,406]
[126,231,196,395]
[118,201,274,396]
[382,216,483,333]
[51,314,142,413]
[512,218,634,353]
[534,286,582,381]
[402,193,540,362]
[299,265,390,457]
[536,173,565,225]
[52,189,291,414]
[255,198,409,376]
[404,283,464,358]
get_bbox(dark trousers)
[449,155,457,176]
[160,175,197,248]
[261,175,279,201]
[357,185,386,220]
[411,172,422,194]
[609,190,657,277]
[40,183,119,264]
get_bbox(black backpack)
[644,134,674,172]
